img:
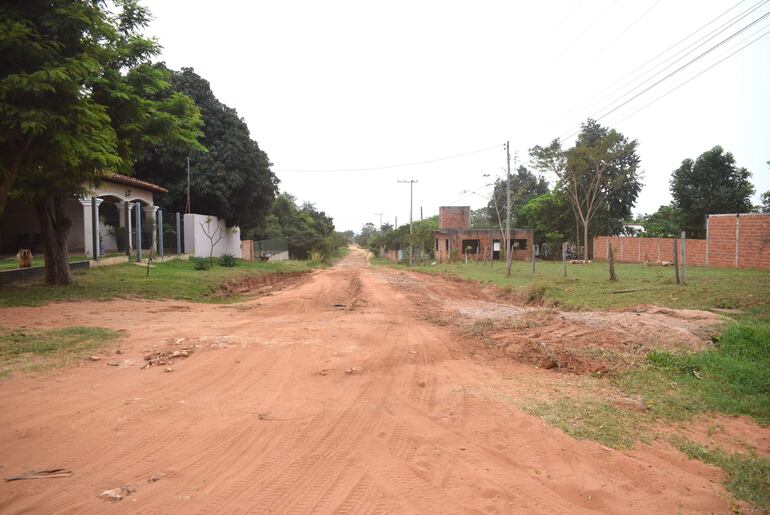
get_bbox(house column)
[143,205,159,252]
[79,197,103,259]
[116,201,133,255]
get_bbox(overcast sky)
[144,0,770,232]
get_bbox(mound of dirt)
[389,270,725,375]
[219,271,309,296]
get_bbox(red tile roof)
[101,173,168,194]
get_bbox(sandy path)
[0,249,733,513]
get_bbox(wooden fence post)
[681,231,686,286]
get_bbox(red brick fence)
[593,213,770,270]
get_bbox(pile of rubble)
[141,347,194,370]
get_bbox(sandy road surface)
[0,248,735,513]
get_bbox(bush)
[219,254,237,267]
[308,250,323,263]
[192,257,210,271]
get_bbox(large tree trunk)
[34,194,73,285]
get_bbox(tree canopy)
[638,205,680,237]
[1,0,204,284]
[134,66,277,230]
[249,193,343,259]
[485,165,549,230]
[670,146,754,238]
[530,119,641,258]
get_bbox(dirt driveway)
[0,248,739,513]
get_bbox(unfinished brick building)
[433,206,533,263]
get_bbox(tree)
[249,193,339,259]
[518,192,573,256]
[670,146,754,238]
[760,191,770,213]
[486,166,549,228]
[530,120,641,259]
[134,66,278,231]
[2,0,204,284]
[639,205,680,237]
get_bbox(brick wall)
[593,213,770,270]
[439,206,471,230]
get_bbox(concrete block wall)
[183,214,242,259]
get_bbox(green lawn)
[396,259,770,324]
[0,326,119,378]
[0,257,320,307]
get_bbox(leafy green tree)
[530,120,641,259]
[670,146,754,238]
[2,0,203,284]
[486,166,549,228]
[639,205,680,237]
[518,192,573,254]
[249,193,339,259]
[134,66,277,230]
[760,191,770,213]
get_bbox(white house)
[0,174,168,258]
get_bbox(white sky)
[144,0,770,232]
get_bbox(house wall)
[0,199,83,254]
[183,214,242,259]
[434,229,532,263]
[592,213,770,270]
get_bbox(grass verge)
[670,436,770,509]
[0,327,119,378]
[619,323,770,425]
[0,258,320,307]
[525,398,648,449]
[396,260,770,324]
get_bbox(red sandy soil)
[0,248,755,513]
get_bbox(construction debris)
[88,356,101,361]
[97,485,136,501]
[141,347,194,369]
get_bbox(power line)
[610,24,770,126]
[560,8,770,140]
[552,0,621,64]
[546,0,755,129]
[276,144,502,173]
[595,0,663,57]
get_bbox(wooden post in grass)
[673,237,680,285]
[562,242,567,277]
[531,230,536,273]
[681,231,686,286]
[608,242,618,282]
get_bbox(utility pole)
[420,206,423,221]
[505,142,512,277]
[374,213,384,229]
[186,156,191,214]
[398,179,418,265]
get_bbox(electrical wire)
[275,143,503,173]
[560,8,770,140]
[546,0,755,128]
[551,0,621,64]
[609,24,770,126]
[594,0,663,57]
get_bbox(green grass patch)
[397,260,770,324]
[670,436,770,509]
[525,398,648,449]
[0,327,119,378]
[619,323,770,425]
[0,258,320,307]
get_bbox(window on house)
[512,239,527,250]
[445,239,449,251]
[461,239,480,254]
[435,238,439,251]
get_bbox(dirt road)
[0,248,736,513]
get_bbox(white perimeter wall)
[183,214,242,259]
